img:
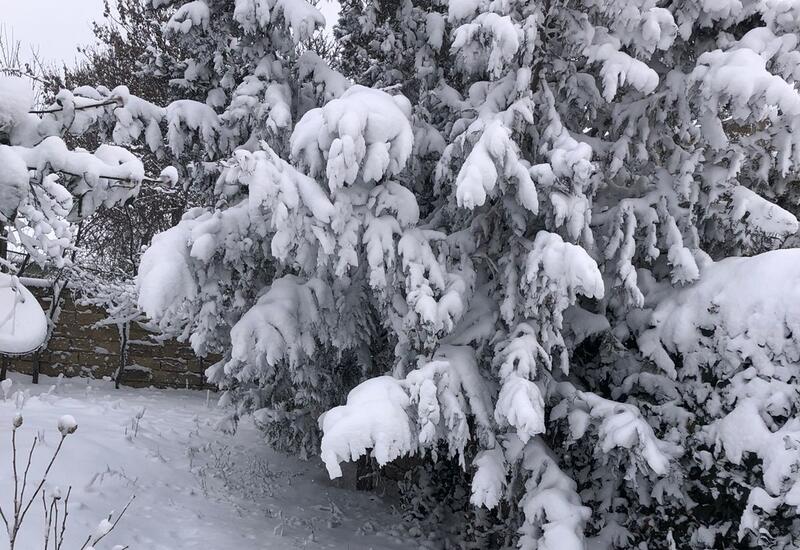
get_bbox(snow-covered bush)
[79,0,800,547]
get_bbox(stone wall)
[7,286,210,389]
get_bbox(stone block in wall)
[73,309,108,326]
[158,358,189,373]
[124,353,162,370]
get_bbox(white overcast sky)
[0,0,104,66]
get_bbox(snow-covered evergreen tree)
[116,0,800,547]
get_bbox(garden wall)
[6,284,210,389]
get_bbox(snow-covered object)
[470,448,506,508]
[291,85,413,190]
[0,81,149,264]
[0,76,33,131]
[707,185,799,254]
[0,274,47,355]
[159,165,180,186]
[640,250,800,379]
[57,414,78,435]
[454,120,537,211]
[137,218,198,325]
[451,13,521,78]
[0,145,29,219]
[166,0,211,33]
[128,0,800,545]
[226,276,333,375]
[320,376,414,478]
[513,438,590,550]
[639,250,800,540]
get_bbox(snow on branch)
[291,85,414,192]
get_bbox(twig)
[18,437,38,517]
[11,428,18,526]
[79,494,135,550]
[14,435,67,541]
[42,491,55,550]
[26,166,163,186]
[28,99,120,115]
[55,487,71,550]
[52,492,58,550]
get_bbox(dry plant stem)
[11,428,18,516]
[0,500,7,533]
[78,494,135,550]
[55,487,71,550]
[52,494,58,550]
[10,435,67,549]
[19,437,38,514]
[41,491,54,550]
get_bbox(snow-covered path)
[0,373,418,550]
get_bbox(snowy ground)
[0,373,421,550]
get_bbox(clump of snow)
[512,437,590,550]
[447,0,480,22]
[57,414,78,435]
[470,448,506,509]
[455,120,537,212]
[298,51,351,102]
[691,47,800,117]
[136,218,198,323]
[452,13,521,78]
[165,0,211,33]
[0,76,33,131]
[319,376,414,479]
[639,249,800,378]
[225,275,333,376]
[159,165,180,186]
[0,274,48,355]
[0,145,30,218]
[273,0,325,43]
[165,100,220,156]
[291,85,414,191]
[708,185,799,253]
[584,35,659,100]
